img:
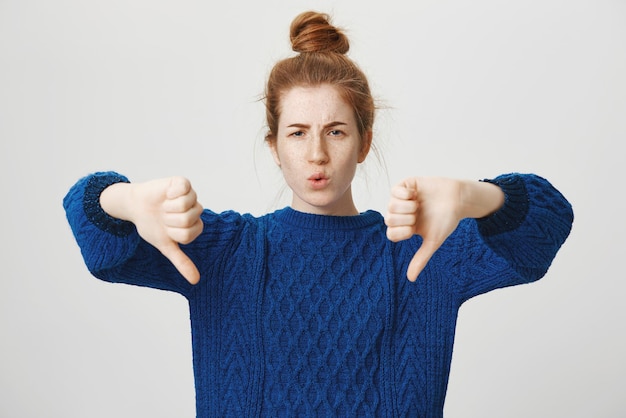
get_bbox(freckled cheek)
[275,150,304,177]
[338,150,361,167]
[279,146,308,165]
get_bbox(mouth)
[309,173,326,181]
[308,173,329,189]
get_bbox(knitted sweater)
[63,172,573,417]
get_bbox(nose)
[308,136,329,165]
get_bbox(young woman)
[63,11,573,417]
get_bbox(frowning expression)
[270,84,371,216]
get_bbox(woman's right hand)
[100,177,204,284]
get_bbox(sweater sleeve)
[454,173,574,301]
[63,171,194,296]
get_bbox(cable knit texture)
[63,171,573,417]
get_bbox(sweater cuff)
[476,174,529,237]
[83,172,135,237]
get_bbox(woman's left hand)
[385,177,504,281]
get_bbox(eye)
[328,129,344,137]
[290,130,305,138]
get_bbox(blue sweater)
[63,172,573,417]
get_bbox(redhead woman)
[64,11,573,417]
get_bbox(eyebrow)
[286,121,348,129]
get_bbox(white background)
[1,0,624,417]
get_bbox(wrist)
[83,172,135,236]
[100,182,135,222]
[459,179,505,219]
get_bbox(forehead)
[279,84,355,125]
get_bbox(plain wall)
[1,0,624,416]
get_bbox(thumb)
[406,240,438,282]
[160,241,200,285]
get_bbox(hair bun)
[290,11,350,54]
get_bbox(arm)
[470,173,573,286]
[385,176,505,281]
[385,174,573,283]
[100,177,203,284]
[63,172,204,288]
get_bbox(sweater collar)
[272,207,382,231]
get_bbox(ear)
[268,139,281,167]
[358,130,373,163]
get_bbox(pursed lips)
[308,172,329,189]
